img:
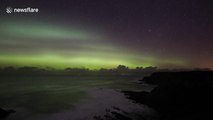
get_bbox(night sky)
[0,0,212,69]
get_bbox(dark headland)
[0,108,15,119]
[124,71,213,120]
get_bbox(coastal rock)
[124,71,213,120]
[0,108,15,119]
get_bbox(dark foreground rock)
[0,108,15,119]
[124,71,213,120]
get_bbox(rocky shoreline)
[124,71,213,120]
[0,108,15,119]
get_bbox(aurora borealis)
[0,0,212,69]
[0,18,185,69]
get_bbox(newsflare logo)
[6,6,39,13]
[6,7,13,13]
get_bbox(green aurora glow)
[0,19,186,69]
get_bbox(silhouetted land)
[1,66,210,77]
[0,108,15,119]
[0,65,158,76]
[124,71,213,120]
